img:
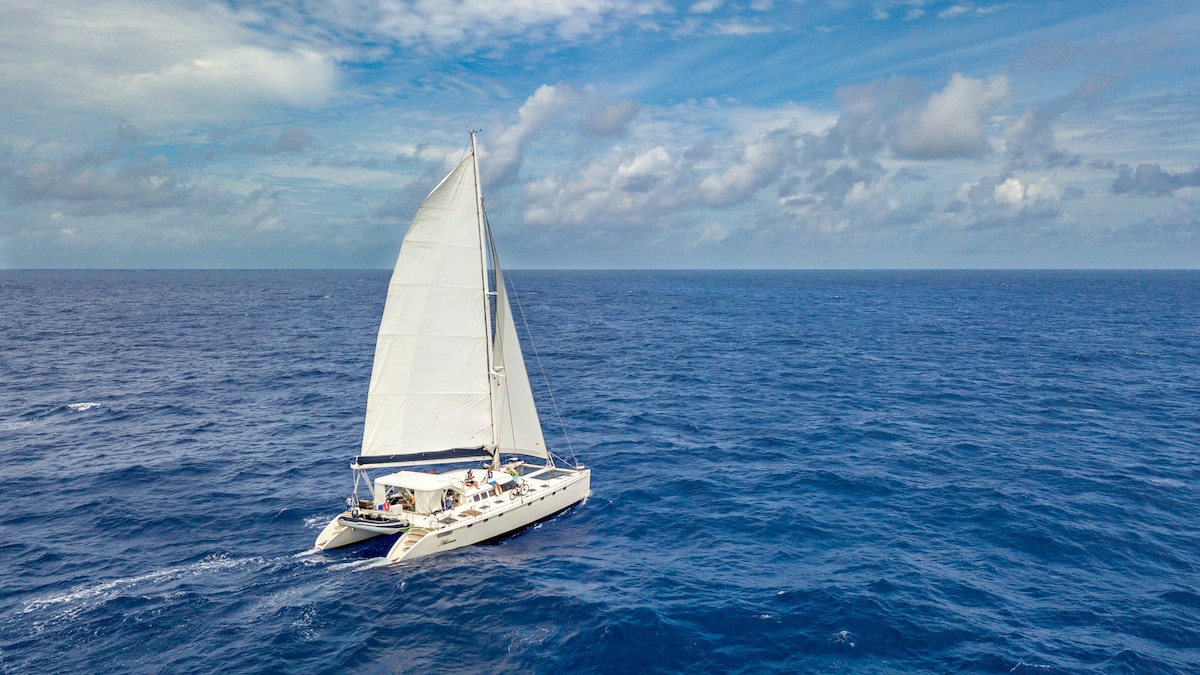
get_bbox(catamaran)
[314,133,590,563]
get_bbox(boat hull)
[315,513,389,550]
[387,469,590,563]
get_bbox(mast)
[471,131,499,461]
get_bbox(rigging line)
[507,271,579,468]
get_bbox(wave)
[65,402,103,412]
[21,554,265,619]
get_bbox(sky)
[1,0,1198,269]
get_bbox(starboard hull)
[386,469,590,563]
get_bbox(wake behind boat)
[314,132,590,563]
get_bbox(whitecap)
[66,402,102,412]
[293,606,319,641]
[832,630,856,648]
[1010,663,1054,673]
[303,515,333,530]
[326,557,391,572]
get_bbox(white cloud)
[697,130,796,206]
[0,0,337,126]
[712,21,777,35]
[583,100,642,138]
[689,0,724,14]
[959,174,1065,213]
[116,47,335,120]
[806,72,1008,162]
[994,177,1024,206]
[487,84,581,185]
[485,84,647,185]
[893,73,1009,159]
[523,144,686,228]
[939,4,972,19]
[618,146,674,190]
[938,3,1008,19]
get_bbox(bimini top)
[373,469,513,492]
[374,470,462,492]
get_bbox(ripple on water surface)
[0,270,1198,674]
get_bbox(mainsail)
[356,140,545,467]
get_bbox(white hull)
[315,517,385,550]
[387,469,589,563]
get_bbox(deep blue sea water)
[1,270,1198,674]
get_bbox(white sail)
[492,268,549,459]
[359,154,493,464]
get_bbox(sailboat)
[314,132,591,563]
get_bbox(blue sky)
[1,0,1197,268]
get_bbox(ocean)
[0,269,1197,674]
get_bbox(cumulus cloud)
[506,72,1022,254]
[517,123,808,236]
[810,76,925,161]
[2,155,186,217]
[523,145,687,228]
[993,178,1024,206]
[487,84,644,185]
[805,72,1008,162]
[1111,163,1200,196]
[804,161,887,210]
[697,129,797,206]
[956,174,1065,214]
[0,141,271,224]
[487,85,580,185]
[892,73,1009,159]
[583,100,642,138]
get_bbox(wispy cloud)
[0,1,337,126]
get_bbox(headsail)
[492,265,548,460]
